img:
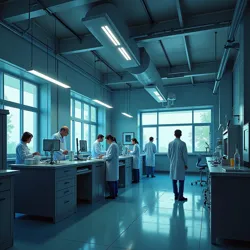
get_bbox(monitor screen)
[223,138,228,156]
[79,140,87,152]
[43,139,60,152]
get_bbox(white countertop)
[0,170,20,177]
[206,157,250,176]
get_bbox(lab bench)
[206,157,250,244]
[0,170,19,250]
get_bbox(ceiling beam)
[104,61,219,85]
[2,0,100,23]
[57,9,233,55]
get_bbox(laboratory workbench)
[0,170,19,250]
[206,157,250,244]
[10,156,135,223]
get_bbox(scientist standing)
[92,134,106,158]
[101,135,119,199]
[16,132,40,164]
[52,126,69,161]
[168,129,188,202]
[129,138,140,183]
[144,137,157,178]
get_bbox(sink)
[222,167,250,173]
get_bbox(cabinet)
[0,110,9,170]
[94,164,105,201]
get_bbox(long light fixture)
[153,91,164,101]
[93,99,113,108]
[101,25,120,46]
[122,112,133,118]
[28,70,71,88]
[145,86,166,103]
[118,47,131,61]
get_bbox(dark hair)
[113,137,117,143]
[60,126,69,132]
[21,132,33,142]
[97,134,104,139]
[175,129,182,138]
[105,134,115,141]
[132,138,139,144]
[149,137,154,141]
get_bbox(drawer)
[56,186,75,198]
[0,190,10,201]
[0,178,10,192]
[56,177,75,191]
[56,168,76,180]
[56,193,76,215]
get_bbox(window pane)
[75,121,82,141]
[84,124,89,150]
[71,120,73,151]
[142,113,157,125]
[70,99,73,117]
[5,106,20,154]
[91,125,96,149]
[23,82,37,107]
[159,126,192,153]
[194,110,211,123]
[4,75,20,103]
[75,101,81,119]
[159,111,192,124]
[142,127,157,150]
[195,126,210,152]
[91,106,96,122]
[84,104,89,120]
[23,111,37,152]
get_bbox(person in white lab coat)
[144,137,157,178]
[52,126,69,161]
[129,138,140,183]
[101,135,119,199]
[168,130,188,202]
[16,132,40,164]
[92,134,106,158]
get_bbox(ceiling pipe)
[213,0,248,94]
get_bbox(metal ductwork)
[83,3,166,102]
[213,0,248,94]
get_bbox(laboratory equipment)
[76,138,88,161]
[234,147,240,170]
[43,139,60,164]
[243,123,249,166]
[80,140,87,152]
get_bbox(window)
[70,97,98,152]
[140,108,212,153]
[0,73,39,155]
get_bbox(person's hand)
[33,152,40,156]
[99,155,104,159]
[63,150,68,155]
[185,165,188,170]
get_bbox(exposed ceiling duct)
[83,3,166,102]
[212,0,248,94]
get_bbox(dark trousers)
[146,166,155,176]
[172,180,185,198]
[107,181,117,198]
[133,169,140,183]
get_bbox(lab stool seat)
[191,155,208,187]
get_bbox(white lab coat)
[52,132,67,161]
[15,141,33,164]
[144,142,157,167]
[103,142,119,181]
[92,140,105,158]
[130,144,140,169]
[168,138,188,180]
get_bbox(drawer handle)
[0,198,6,202]
[64,190,70,194]
[64,182,70,185]
[64,200,70,204]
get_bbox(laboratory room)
[1,0,250,250]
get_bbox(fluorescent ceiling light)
[122,112,133,118]
[93,99,113,109]
[101,25,120,46]
[28,70,70,88]
[153,90,164,101]
[118,47,131,61]
[145,86,166,103]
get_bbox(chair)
[191,155,208,187]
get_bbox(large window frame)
[140,107,213,154]
[70,97,98,152]
[0,72,39,157]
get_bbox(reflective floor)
[10,174,248,250]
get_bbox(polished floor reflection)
[10,174,247,250]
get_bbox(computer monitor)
[79,140,87,152]
[43,139,60,152]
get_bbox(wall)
[0,24,112,153]
[112,75,233,172]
